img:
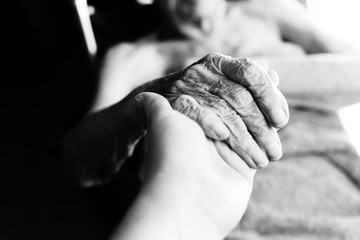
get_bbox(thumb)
[135,92,174,122]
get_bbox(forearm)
[266,0,357,54]
[279,9,358,54]
[110,177,221,240]
[91,43,169,112]
[295,25,358,54]
[63,89,145,186]
[264,55,360,109]
[63,75,174,186]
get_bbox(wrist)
[139,176,222,240]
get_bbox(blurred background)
[307,0,360,155]
[307,0,360,49]
[3,0,360,239]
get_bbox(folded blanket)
[227,54,360,240]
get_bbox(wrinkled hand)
[146,53,289,169]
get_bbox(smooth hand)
[130,92,256,240]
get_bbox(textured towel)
[228,55,360,240]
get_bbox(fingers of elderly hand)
[200,98,269,168]
[244,59,279,87]
[223,113,269,168]
[169,95,230,140]
[210,81,282,161]
[257,60,269,71]
[237,60,288,129]
[272,88,289,129]
[205,53,288,129]
[232,102,282,162]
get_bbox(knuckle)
[207,52,221,60]
[169,79,186,94]
[177,94,196,103]
[237,57,256,72]
[169,79,204,96]
[195,96,215,108]
[226,88,262,119]
[206,52,225,68]
[248,118,273,139]
[250,82,274,103]
[246,118,278,147]
[238,57,254,65]
[212,101,237,119]
[233,130,254,146]
[229,88,254,110]
[186,66,206,81]
[240,61,271,88]
[237,103,274,138]
[208,81,222,94]
[245,65,268,85]
[171,95,198,114]
[178,66,215,88]
[198,109,214,127]
[222,111,238,122]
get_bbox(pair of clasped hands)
[112,53,289,240]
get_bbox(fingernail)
[257,160,269,168]
[134,93,145,108]
[253,150,269,168]
[248,160,258,169]
[270,107,287,128]
[266,141,282,161]
[214,123,230,140]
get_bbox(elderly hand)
[64,53,288,186]
[143,53,289,169]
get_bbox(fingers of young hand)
[213,140,256,186]
[210,81,282,161]
[135,92,174,123]
[205,53,289,129]
[169,95,230,140]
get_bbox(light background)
[307,0,360,48]
[307,0,360,154]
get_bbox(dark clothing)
[2,0,145,239]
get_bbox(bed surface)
[228,54,360,240]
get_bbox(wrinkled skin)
[64,53,289,186]
[143,53,289,169]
